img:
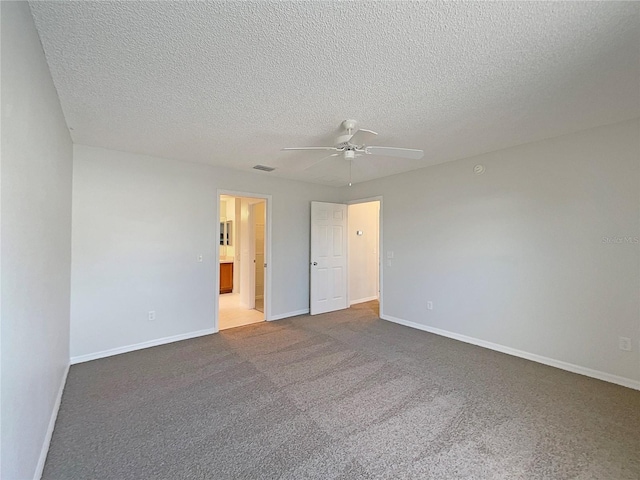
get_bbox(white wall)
[346,119,640,385]
[71,145,338,359]
[348,201,380,304]
[1,2,73,479]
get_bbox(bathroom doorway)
[216,192,270,331]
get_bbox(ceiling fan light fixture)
[281,119,424,179]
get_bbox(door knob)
[312,262,318,266]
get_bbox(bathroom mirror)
[220,220,232,246]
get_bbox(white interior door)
[247,202,256,310]
[240,199,255,309]
[253,202,265,313]
[310,201,348,315]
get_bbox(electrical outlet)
[618,336,632,351]
[387,251,394,259]
[427,301,433,310]
[148,310,156,322]
[386,259,392,267]
[197,254,203,263]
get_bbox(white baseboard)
[34,362,69,480]
[269,308,310,321]
[381,314,640,391]
[70,328,216,365]
[350,296,378,306]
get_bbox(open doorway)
[309,198,382,316]
[348,200,380,316]
[217,193,269,330]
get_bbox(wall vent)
[253,164,276,172]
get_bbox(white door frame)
[347,196,383,317]
[215,190,272,332]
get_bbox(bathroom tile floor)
[219,293,264,330]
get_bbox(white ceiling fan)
[282,119,424,185]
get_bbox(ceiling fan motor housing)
[341,119,358,132]
[282,118,424,166]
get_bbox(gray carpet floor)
[44,302,640,479]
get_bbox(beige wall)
[348,201,380,304]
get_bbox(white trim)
[34,363,69,480]
[350,295,378,306]
[381,314,640,391]
[269,308,309,321]
[70,328,215,365]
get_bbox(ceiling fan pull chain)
[349,159,353,187]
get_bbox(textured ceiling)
[30,1,640,186]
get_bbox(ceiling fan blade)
[364,146,424,160]
[303,153,339,171]
[348,128,378,147]
[282,146,339,152]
